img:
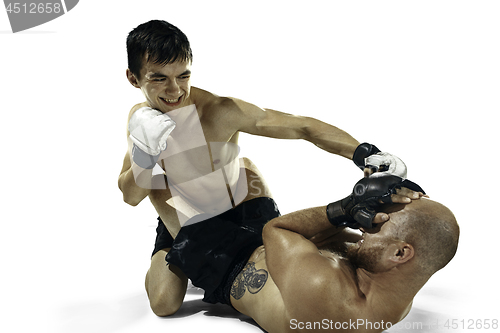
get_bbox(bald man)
[233,197,459,332]
[166,179,459,333]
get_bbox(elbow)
[120,187,145,206]
[262,222,272,246]
[263,221,271,239]
[118,180,144,207]
[262,217,280,242]
[123,194,142,207]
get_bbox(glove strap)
[326,196,357,228]
[132,144,160,169]
[352,143,381,170]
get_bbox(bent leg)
[145,248,188,317]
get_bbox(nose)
[165,80,180,96]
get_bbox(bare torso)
[149,157,272,236]
[134,87,272,237]
[229,231,411,333]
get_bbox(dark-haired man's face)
[129,60,192,113]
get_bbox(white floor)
[53,287,478,333]
[56,288,264,333]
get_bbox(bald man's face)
[346,198,458,273]
[345,202,414,273]
[346,219,401,273]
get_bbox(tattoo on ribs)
[230,262,268,300]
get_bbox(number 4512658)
[444,319,498,330]
[5,2,62,14]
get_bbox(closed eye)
[146,73,167,82]
[178,70,191,80]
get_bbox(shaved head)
[386,198,460,276]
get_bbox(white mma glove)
[352,142,407,179]
[128,107,176,169]
[365,152,407,179]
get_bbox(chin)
[345,243,360,261]
[347,245,385,273]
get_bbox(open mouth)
[160,96,182,107]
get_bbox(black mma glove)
[326,174,425,229]
[352,143,381,171]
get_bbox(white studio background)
[1,1,498,332]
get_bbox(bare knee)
[145,261,187,317]
[149,292,183,317]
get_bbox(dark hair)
[127,20,193,79]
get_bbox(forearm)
[264,206,342,240]
[118,162,153,206]
[301,117,359,159]
[233,100,359,159]
[120,104,175,206]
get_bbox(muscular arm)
[228,98,360,159]
[264,206,337,241]
[262,207,342,281]
[262,207,350,320]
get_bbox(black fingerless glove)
[326,175,425,229]
[352,142,381,171]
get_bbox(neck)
[356,267,427,323]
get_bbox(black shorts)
[152,197,280,304]
[151,217,174,257]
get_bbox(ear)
[126,69,140,88]
[388,242,414,264]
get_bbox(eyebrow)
[146,70,191,79]
[146,73,166,79]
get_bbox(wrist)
[132,144,161,169]
[352,142,380,170]
[326,196,354,228]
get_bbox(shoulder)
[191,87,239,113]
[124,102,149,136]
[127,102,149,122]
[191,87,248,128]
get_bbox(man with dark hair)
[126,20,193,82]
[118,19,409,317]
